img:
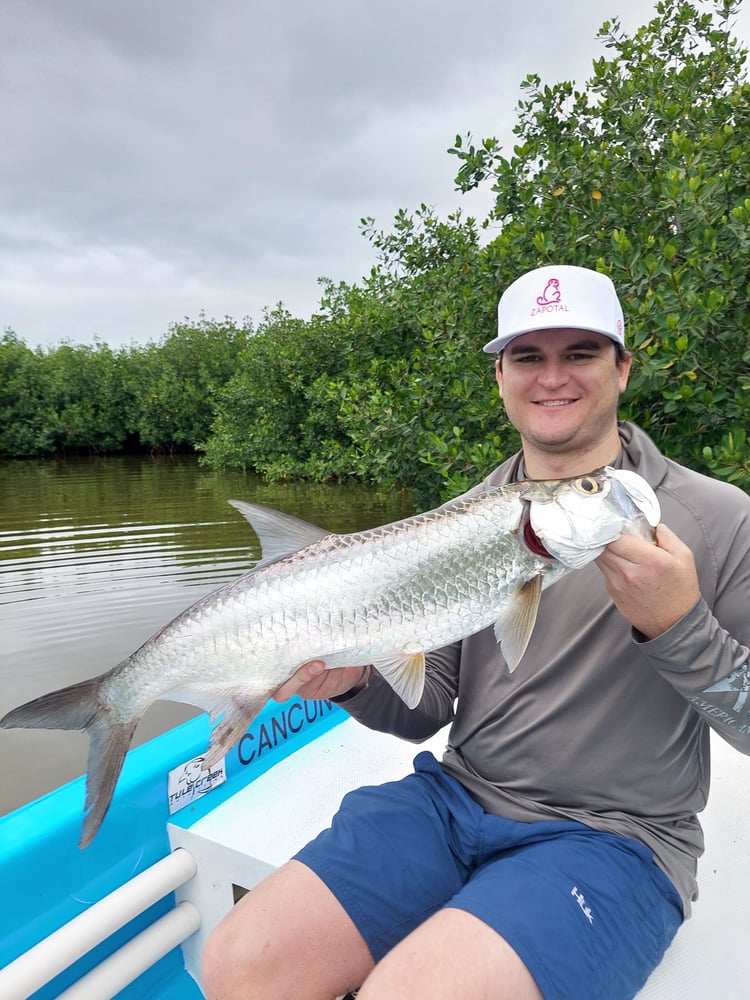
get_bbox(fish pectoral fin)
[370,652,426,709]
[205,692,269,768]
[494,574,544,674]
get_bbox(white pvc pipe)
[57,901,201,1000]
[0,848,197,1000]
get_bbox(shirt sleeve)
[638,599,750,754]
[331,641,462,742]
[637,475,750,753]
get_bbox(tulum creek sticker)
[168,754,227,814]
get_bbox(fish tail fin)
[80,714,137,848]
[1,677,138,849]
[1,676,104,733]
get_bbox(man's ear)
[495,358,504,398]
[617,352,632,395]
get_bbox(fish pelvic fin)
[494,574,544,673]
[370,652,426,709]
[204,691,270,769]
[0,677,138,849]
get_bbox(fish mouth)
[521,503,554,559]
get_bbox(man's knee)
[201,924,225,997]
[201,861,374,999]
[201,914,254,999]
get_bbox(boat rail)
[0,848,199,1000]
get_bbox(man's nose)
[537,362,569,387]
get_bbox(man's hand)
[595,523,701,639]
[273,660,370,703]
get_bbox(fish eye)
[573,476,601,495]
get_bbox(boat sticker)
[168,754,227,814]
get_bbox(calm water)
[0,455,417,816]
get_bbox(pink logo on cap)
[530,276,570,319]
[536,278,561,307]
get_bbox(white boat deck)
[170,720,750,999]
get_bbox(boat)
[1,694,749,999]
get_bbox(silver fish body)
[1,466,659,846]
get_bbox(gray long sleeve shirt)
[338,422,750,915]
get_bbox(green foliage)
[198,304,353,475]
[0,333,126,454]
[0,317,250,459]
[128,315,251,451]
[3,0,749,503]
[451,0,750,490]
[321,207,512,502]
[0,331,53,456]
[199,208,512,504]
[40,341,128,452]
[203,0,750,503]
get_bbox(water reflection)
[0,455,416,815]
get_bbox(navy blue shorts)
[295,752,682,1000]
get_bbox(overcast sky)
[2,1,748,349]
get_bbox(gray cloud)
[1,0,748,346]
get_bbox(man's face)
[495,329,631,461]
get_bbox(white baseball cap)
[483,264,625,354]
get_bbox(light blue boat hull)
[0,697,344,998]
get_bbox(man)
[202,265,750,1000]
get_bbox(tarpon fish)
[1,467,659,847]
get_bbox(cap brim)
[483,326,622,354]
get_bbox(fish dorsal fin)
[370,652,426,709]
[228,499,331,562]
[493,574,544,673]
